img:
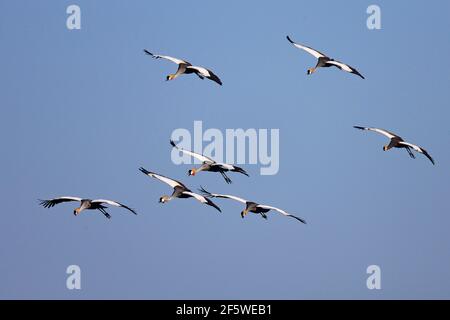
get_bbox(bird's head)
[73,208,81,216]
[383,145,388,151]
[166,74,175,81]
[188,168,196,176]
[241,209,248,218]
[159,195,171,204]
[307,68,315,75]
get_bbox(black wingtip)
[143,49,152,56]
[170,139,176,148]
[208,199,222,213]
[38,199,50,208]
[286,35,294,43]
[353,126,365,130]
[198,186,211,197]
[125,205,138,215]
[291,215,307,224]
[234,166,249,177]
[210,74,223,86]
[139,167,150,175]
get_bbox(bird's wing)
[213,163,235,170]
[186,66,211,77]
[286,36,326,59]
[139,167,186,189]
[182,191,222,212]
[198,187,248,204]
[257,205,307,224]
[324,60,365,79]
[186,66,222,85]
[143,50,190,65]
[170,140,215,163]
[39,196,82,208]
[397,141,435,165]
[353,126,399,139]
[91,199,137,215]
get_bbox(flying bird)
[139,167,221,212]
[286,36,364,79]
[144,50,222,85]
[199,187,306,224]
[170,140,249,184]
[39,197,137,219]
[353,126,435,165]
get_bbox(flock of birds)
[39,36,435,223]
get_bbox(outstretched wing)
[170,140,215,164]
[199,186,248,204]
[139,167,187,189]
[143,50,191,65]
[353,126,399,139]
[397,141,435,165]
[39,196,82,208]
[257,205,306,224]
[325,60,365,79]
[286,36,327,59]
[182,191,222,212]
[186,66,222,85]
[91,199,137,215]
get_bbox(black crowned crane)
[199,187,306,224]
[39,197,137,219]
[286,36,364,79]
[170,140,249,184]
[139,167,221,212]
[144,50,222,85]
[353,126,435,165]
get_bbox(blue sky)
[1,0,449,299]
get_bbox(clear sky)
[1,0,449,299]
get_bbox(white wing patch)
[257,205,290,216]
[257,204,306,223]
[215,163,234,170]
[355,127,398,139]
[154,54,189,65]
[146,172,182,189]
[182,191,208,204]
[212,194,248,204]
[397,141,422,153]
[177,148,214,163]
[369,128,398,139]
[325,60,353,72]
[92,199,121,207]
[56,196,82,202]
[287,37,326,59]
[186,66,211,77]
[171,140,215,163]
